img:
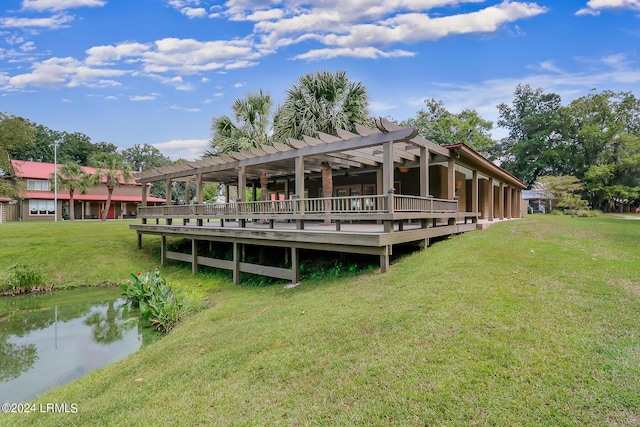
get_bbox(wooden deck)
[132,194,483,284]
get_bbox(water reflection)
[0,288,161,403]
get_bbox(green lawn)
[1,215,640,426]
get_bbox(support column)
[488,178,494,222]
[295,156,305,230]
[197,173,203,204]
[471,171,479,224]
[186,180,192,205]
[517,189,522,218]
[166,179,172,205]
[419,147,429,197]
[382,141,394,194]
[499,183,505,220]
[506,186,512,218]
[447,158,456,200]
[238,166,246,202]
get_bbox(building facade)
[9,160,164,221]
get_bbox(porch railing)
[138,194,457,220]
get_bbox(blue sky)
[1,0,639,160]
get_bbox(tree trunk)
[69,189,75,221]
[321,161,333,224]
[102,185,114,221]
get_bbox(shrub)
[122,270,184,333]
[577,210,602,217]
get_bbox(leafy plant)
[122,270,184,332]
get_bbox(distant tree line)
[0,117,174,200]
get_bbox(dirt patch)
[609,278,640,298]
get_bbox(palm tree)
[274,70,370,222]
[207,90,274,203]
[50,162,91,221]
[91,155,133,221]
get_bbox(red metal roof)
[10,160,140,185]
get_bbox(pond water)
[0,287,161,403]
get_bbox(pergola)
[132,119,526,283]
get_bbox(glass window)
[29,200,55,216]
[27,180,50,191]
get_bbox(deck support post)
[380,245,390,273]
[161,235,167,267]
[192,239,198,274]
[137,232,142,249]
[233,242,240,285]
[292,247,300,282]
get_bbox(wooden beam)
[138,128,418,183]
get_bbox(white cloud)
[530,60,562,73]
[293,47,415,60]
[129,93,159,101]
[0,13,74,29]
[182,7,207,18]
[21,0,107,11]
[8,56,126,88]
[20,41,36,51]
[152,138,210,160]
[576,0,640,16]
[0,0,553,91]
[142,38,259,74]
[85,42,149,65]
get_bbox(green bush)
[577,210,602,217]
[122,270,185,333]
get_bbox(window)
[27,180,50,191]
[29,200,55,216]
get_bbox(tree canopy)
[494,85,640,209]
[273,70,370,141]
[401,99,495,156]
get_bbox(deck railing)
[138,194,457,220]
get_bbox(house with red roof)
[8,160,165,221]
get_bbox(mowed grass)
[2,215,640,426]
[0,219,223,298]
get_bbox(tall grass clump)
[0,264,51,295]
